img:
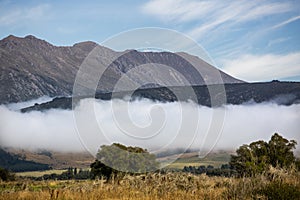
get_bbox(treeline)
[32,167,91,181]
[2,133,299,182]
[183,164,236,177]
[183,133,300,177]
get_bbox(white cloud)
[237,2,292,22]
[0,98,299,154]
[222,52,300,81]
[141,0,214,23]
[267,37,290,47]
[142,0,294,39]
[0,4,51,26]
[272,15,300,29]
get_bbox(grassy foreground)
[1,167,299,200]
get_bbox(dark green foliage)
[183,165,236,177]
[268,133,297,168]
[90,160,117,180]
[221,164,230,169]
[34,168,91,181]
[0,148,50,172]
[257,181,300,200]
[296,159,300,171]
[90,143,159,180]
[73,169,90,180]
[96,143,159,173]
[230,133,297,177]
[55,167,90,180]
[0,167,15,181]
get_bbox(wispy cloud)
[221,52,300,81]
[267,37,291,47]
[141,0,294,39]
[142,0,300,82]
[0,4,51,26]
[272,15,300,29]
[141,0,214,23]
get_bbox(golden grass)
[16,169,67,178]
[1,167,299,200]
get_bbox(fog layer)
[0,99,299,155]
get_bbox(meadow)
[1,166,299,200]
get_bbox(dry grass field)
[1,167,299,200]
[158,151,232,170]
[15,170,67,178]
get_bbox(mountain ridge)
[21,81,300,112]
[0,35,243,104]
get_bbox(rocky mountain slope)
[0,35,243,104]
[0,35,97,104]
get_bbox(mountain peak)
[24,35,39,40]
[3,34,21,41]
[73,41,97,49]
[1,34,45,44]
[3,34,40,42]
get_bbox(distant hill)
[8,149,94,170]
[21,81,300,112]
[0,148,50,172]
[0,35,243,104]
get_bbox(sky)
[0,0,299,82]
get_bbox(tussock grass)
[1,167,299,200]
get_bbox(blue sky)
[0,0,299,82]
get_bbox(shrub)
[258,181,300,200]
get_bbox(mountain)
[0,35,243,104]
[0,35,97,104]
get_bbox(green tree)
[268,133,297,168]
[90,160,117,180]
[0,167,15,181]
[230,133,297,177]
[90,143,159,180]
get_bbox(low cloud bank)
[0,98,299,155]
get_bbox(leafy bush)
[257,181,300,200]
